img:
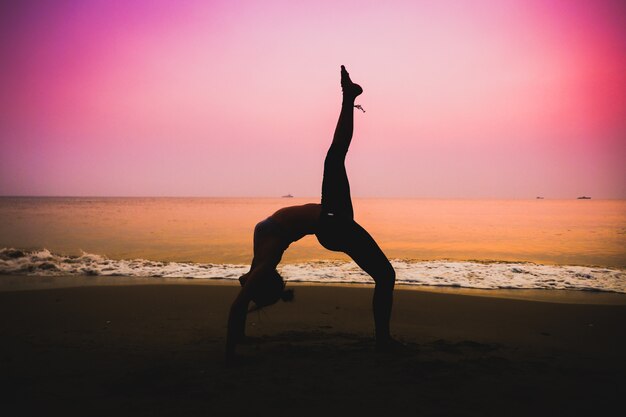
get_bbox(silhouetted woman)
[226,66,396,362]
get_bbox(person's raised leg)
[320,66,363,219]
[331,65,363,155]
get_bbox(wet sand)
[1,279,625,416]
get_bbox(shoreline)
[1,274,625,305]
[2,248,624,294]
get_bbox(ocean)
[1,197,624,292]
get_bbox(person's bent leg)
[342,221,396,345]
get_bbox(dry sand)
[1,278,625,416]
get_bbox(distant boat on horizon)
[577,196,591,199]
[282,193,294,198]
[536,196,544,199]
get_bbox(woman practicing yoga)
[226,66,396,361]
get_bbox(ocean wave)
[1,248,624,293]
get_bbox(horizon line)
[0,195,621,200]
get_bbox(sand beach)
[1,278,625,416]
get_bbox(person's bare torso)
[269,203,322,243]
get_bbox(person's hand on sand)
[225,352,253,368]
[238,335,262,345]
[376,337,409,354]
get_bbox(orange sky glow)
[1,0,625,198]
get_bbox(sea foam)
[0,248,624,293]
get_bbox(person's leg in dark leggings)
[320,65,362,218]
[318,66,396,346]
[343,221,396,346]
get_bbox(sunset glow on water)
[1,197,623,267]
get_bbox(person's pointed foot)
[340,65,363,100]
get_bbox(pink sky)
[1,0,625,198]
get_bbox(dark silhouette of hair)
[239,269,294,312]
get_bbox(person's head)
[239,269,294,311]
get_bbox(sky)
[1,0,625,198]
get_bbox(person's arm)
[225,288,250,362]
[225,262,273,363]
